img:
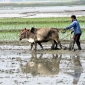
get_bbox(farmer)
[64,15,82,50]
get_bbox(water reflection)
[20,53,62,76]
[66,55,83,85]
[20,53,83,84]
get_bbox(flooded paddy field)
[0,5,85,85]
[0,43,85,85]
[0,1,85,84]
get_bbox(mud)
[0,44,85,85]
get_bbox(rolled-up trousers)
[69,34,81,49]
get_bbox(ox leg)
[30,43,34,50]
[34,42,37,50]
[37,42,43,49]
[51,40,55,50]
[54,40,58,49]
[54,39,62,49]
[51,40,58,50]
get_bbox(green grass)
[0,17,85,41]
[0,21,85,31]
[0,22,71,30]
[0,17,85,24]
[59,30,85,40]
[0,30,85,41]
[0,31,19,41]
[0,17,85,31]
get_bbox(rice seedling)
[0,17,85,41]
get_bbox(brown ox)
[19,27,62,50]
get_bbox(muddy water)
[0,6,85,18]
[0,45,85,85]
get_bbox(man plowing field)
[64,15,82,50]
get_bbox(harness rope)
[60,33,72,40]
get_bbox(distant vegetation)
[0,1,85,7]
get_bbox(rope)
[60,33,72,40]
[58,29,66,33]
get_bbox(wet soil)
[0,44,85,85]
